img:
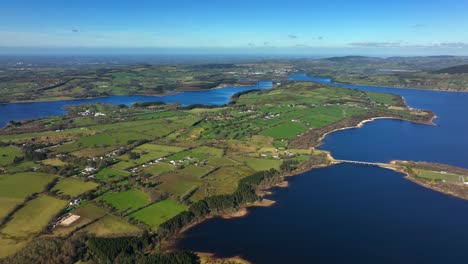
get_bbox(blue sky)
[1,0,468,55]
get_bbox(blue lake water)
[0,81,272,128]
[175,74,468,263]
[289,73,468,168]
[2,73,468,263]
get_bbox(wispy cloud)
[247,42,255,46]
[71,29,79,33]
[349,42,401,47]
[349,41,468,49]
[412,24,427,28]
[439,42,468,48]
[288,35,298,39]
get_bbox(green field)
[234,157,282,171]
[135,143,186,153]
[366,91,398,105]
[416,169,465,183]
[0,172,55,220]
[0,78,434,259]
[0,195,67,258]
[51,177,99,197]
[180,165,214,178]
[82,214,141,237]
[143,162,175,176]
[0,146,23,167]
[130,200,188,229]
[166,150,210,161]
[190,166,255,202]
[157,172,203,197]
[53,202,108,236]
[98,188,150,213]
[95,168,131,182]
[260,122,308,139]
[3,161,39,174]
[41,158,68,167]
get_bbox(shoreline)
[404,176,468,201]
[2,82,265,105]
[386,160,468,201]
[196,251,252,264]
[327,77,468,93]
[296,73,468,93]
[316,115,436,145]
[166,111,440,259]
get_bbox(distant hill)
[322,56,384,63]
[433,64,468,74]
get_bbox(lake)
[175,74,468,263]
[289,73,468,168]
[0,80,272,128]
[2,74,468,263]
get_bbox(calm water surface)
[289,73,468,167]
[176,74,468,263]
[0,81,272,127]
[2,74,468,263]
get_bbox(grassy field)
[157,172,203,197]
[234,157,282,171]
[51,177,99,197]
[0,146,23,167]
[41,158,68,167]
[135,143,186,153]
[143,162,175,176]
[366,91,398,105]
[416,169,465,183]
[3,161,39,174]
[260,122,308,139]
[0,195,67,258]
[95,168,131,182]
[0,172,55,220]
[53,202,108,236]
[0,79,433,258]
[130,200,187,229]
[190,166,255,202]
[98,188,150,213]
[82,215,141,237]
[180,165,214,178]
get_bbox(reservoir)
[0,81,272,128]
[175,74,468,263]
[2,74,468,263]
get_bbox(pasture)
[98,188,150,213]
[0,146,22,167]
[0,195,67,258]
[82,215,141,236]
[130,199,187,229]
[416,169,465,183]
[53,202,107,236]
[156,172,203,197]
[234,157,282,171]
[51,177,99,197]
[260,122,308,139]
[0,172,55,219]
[96,168,131,182]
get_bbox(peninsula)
[0,81,435,262]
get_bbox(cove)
[177,163,468,263]
[175,74,468,263]
[289,73,468,168]
[0,81,272,128]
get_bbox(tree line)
[157,169,280,238]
